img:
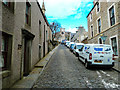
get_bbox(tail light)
[89,53,92,60]
[112,54,115,60]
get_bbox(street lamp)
[100,34,107,44]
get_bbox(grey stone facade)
[87,1,120,58]
[0,0,52,88]
[71,26,87,43]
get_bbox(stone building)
[87,0,120,58]
[0,0,52,88]
[65,32,71,41]
[71,26,87,43]
[54,28,65,42]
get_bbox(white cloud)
[87,3,93,7]
[74,13,82,19]
[38,0,93,19]
[66,28,78,33]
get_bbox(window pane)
[2,36,5,51]
[111,37,118,55]
[98,19,101,33]
[109,6,115,26]
[0,54,4,68]
[97,3,99,12]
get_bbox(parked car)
[78,44,115,69]
[61,40,66,44]
[68,42,73,48]
[69,42,75,52]
[73,43,84,57]
[65,41,70,47]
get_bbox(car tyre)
[76,53,79,57]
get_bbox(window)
[3,0,10,7]
[109,6,115,26]
[97,18,101,33]
[0,33,12,70]
[96,2,100,12]
[99,38,102,44]
[46,31,48,41]
[3,0,14,12]
[91,25,93,37]
[111,37,118,56]
[26,2,31,26]
[39,21,41,43]
[90,13,92,22]
[62,32,64,34]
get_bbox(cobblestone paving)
[33,44,120,89]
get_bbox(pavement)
[112,58,120,73]
[11,45,59,89]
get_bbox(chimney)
[42,0,46,14]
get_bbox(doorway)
[23,38,31,76]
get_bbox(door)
[23,38,31,76]
[39,46,41,60]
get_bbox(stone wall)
[1,1,51,88]
[87,2,120,58]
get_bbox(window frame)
[96,2,100,13]
[1,32,12,70]
[96,17,101,34]
[25,1,31,26]
[89,13,92,22]
[98,37,103,44]
[107,3,116,27]
[109,35,118,57]
[90,24,94,38]
[2,0,15,13]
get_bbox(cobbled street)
[33,45,120,89]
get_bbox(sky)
[38,0,94,33]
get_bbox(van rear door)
[93,45,113,65]
[93,45,104,64]
[103,45,113,64]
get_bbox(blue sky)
[38,0,94,33]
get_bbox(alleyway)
[33,45,120,89]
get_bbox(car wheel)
[76,53,79,57]
[85,61,89,69]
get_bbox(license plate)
[94,60,102,63]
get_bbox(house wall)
[87,2,120,58]
[1,1,51,88]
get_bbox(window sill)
[0,70,11,79]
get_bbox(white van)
[73,43,84,57]
[68,42,74,48]
[65,41,70,47]
[78,44,114,68]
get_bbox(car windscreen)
[76,45,84,49]
[70,44,74,48]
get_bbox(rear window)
[94,46,112,52]
[104,47,112,52]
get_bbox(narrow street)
[33,45,120,89]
